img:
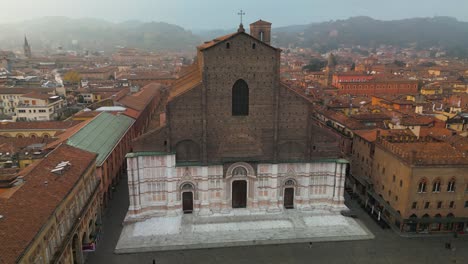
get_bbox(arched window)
[232,79,249,116]
[418,179,427,193]
[447,179,456,192]
[432,179,441,192]
[252,43,256,49]
[259,31,264,41]
[226,42,230,49]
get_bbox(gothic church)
[124,20,347,220]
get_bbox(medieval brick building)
[124,20,348,220]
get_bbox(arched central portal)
[232,180,247,208]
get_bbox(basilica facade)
[124,20,348,222]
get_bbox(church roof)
[197,33,237,50]
[197,31,279,52]
[168,64,202,101]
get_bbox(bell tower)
[24,36,32,58]
[249,20,272,45]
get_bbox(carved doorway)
[284,187,294,209]
[232,180,247,208]
[182,192,193,214]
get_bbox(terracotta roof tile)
[117,83,161,111]
[0,144,97,264]
[354,129,412,142]
[0,120,82,131]
[169,65,202,101]
[197,33,237,50]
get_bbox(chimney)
[249,20,272,45]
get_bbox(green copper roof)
[67,112,135,166]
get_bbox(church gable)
[201,33,279,76]
[198,31,279,54]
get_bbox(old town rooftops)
[0,120,82,131]
[0,87,55,95]
[0,144,96,264]
[117,83,161,111]
[354,129,413,143]
[376,136,468,166]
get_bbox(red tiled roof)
[0,120,82,131]
[117,71,175,80]
[21,92,54,101]
[122,108,141,119]
[354,129,412,143]
[73,111,100,118]
[168,65,202,101]
[197,33,237,50]
[399,116,434,126]
[419,127,454,138]
[0,144,97,264]
[0,136,56,153]
[0,88,55,95]
[117,83,161,111]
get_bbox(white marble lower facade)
[124,153,348,223]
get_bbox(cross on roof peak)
[237,9,245,25]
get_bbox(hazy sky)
[1,0,468,29]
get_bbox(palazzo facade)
[124,20,348,222]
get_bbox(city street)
[86,176,468,264]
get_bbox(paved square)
[116,210,373,253]
[85,177,468,264]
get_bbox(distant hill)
[0,16,201,52]
[272,16,468,57]
[2,16,468,57]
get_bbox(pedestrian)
[308,242,312,248]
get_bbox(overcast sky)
[1,0,467,29]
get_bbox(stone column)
[331,161,346,211]
[127,156,142,218]
[267,164,281,213]
[299,163,312,211]
[251,176,259,211]
[166,155,178,216]
[198,166,212,216]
